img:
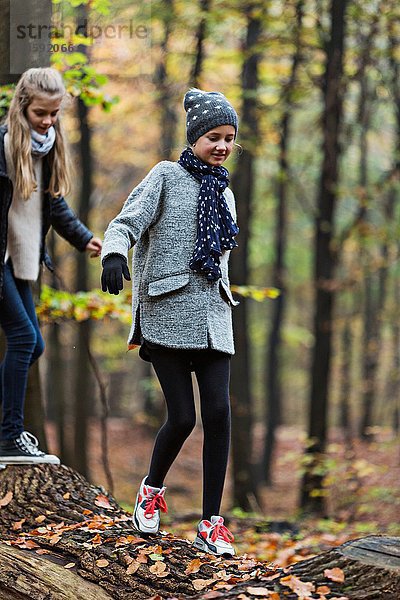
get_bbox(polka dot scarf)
[178,148,239,281]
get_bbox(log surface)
[0,465,398,599]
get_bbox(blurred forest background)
[0,0,399,549]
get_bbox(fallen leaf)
[83,509,93,515]
[192,579,214,591]
[34,515,46,523]
[50,535,62,545]
[94,494,114,510]
[149,561,169,577]
[149,553,164,561]
[324,567,345,583]
[96,559,109,568]
[63,492,70,500]
[185,557,202,574]
[245,588,270,597]
[202,592,224,599]
[12,519,26,531]
[280,574,315,598]
[64,563,75,569]
[136,553,148,564]
[36,549,51,555]
[0,491,13,507]
[317,586,331,594]
[20,540,40,550]
[91,533,102,545]
[126,561,141,575]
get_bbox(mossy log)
[0,465,398,599]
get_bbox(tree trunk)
[189,0,210,87]
[230,0,264,511]
[0,465,398,599]
[300,0,348,515]
[72,5,94,479]
[153,0,177,161]
[261,0,304,486]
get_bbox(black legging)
[145,345,231,520]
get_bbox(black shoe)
[0,431,60,465]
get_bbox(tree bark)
[72,5,94,479]
[300,0,348,516]
[261,0,304,486]
[0,465,398,599]
[230,0,264,512]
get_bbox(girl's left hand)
[85,237,102,258]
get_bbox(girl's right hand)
[101,254,131,295]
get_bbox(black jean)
[145,343,231,520]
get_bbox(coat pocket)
[148,272,190,297]
[219,279,240,307]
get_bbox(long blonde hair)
[6,67,71,199]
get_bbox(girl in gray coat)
[101,88,239,556]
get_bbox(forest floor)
[51,420,400,567]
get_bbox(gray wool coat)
[101,160,239,355]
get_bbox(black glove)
[101,254,131,295]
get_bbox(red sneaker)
[133,476,168,534]
[193,515,235,556]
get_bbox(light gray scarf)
[31,126,56,157]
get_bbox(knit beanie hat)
[184,88,239,144]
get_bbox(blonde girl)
[0,67,102,464]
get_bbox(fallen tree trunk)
[0,465,398,599]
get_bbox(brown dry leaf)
[192,578,215,591]
[202,592,224,599]
[64,563,75,569]
[36,549,51,555]
[12,519,26,531]
[63,492,70,500]
[127,535,146,544]
[50,534,62,545]
[136,553,148,564]
[184,558,202,574]
[324,567,345,583]
[280,575,315,598]
[94,494,113,510]
[237,595,251,600]
[0,491,13,507]
[317,585,331,594]
[96,559,109,568]
[21,540,40,550]
[245,588,270,597]
[35,515,46,524]
[238,559,257,571]
[149,561,169,577]
[126,561,141,575]
[83,509,92,515]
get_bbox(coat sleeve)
[101,163,164,263]
[50,195,93,251]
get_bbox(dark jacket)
[0,125,93,298]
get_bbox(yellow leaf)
[96,559,109,568]
[64,562,75,569]
[324,567,345,583]
[0,491,13,507]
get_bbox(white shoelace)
[17,431,44,456]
